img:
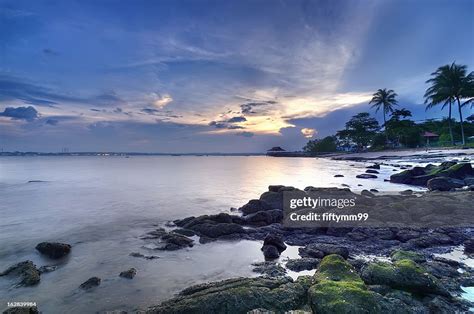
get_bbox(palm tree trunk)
[383,112,388,145]
[456,97,465,145]
[448,100,454,146]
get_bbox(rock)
[38,265,57,273]
[189,222,245,238]
[464,176,474,186]
[268,185,285,192]
[0,261,40,287]
[262,245,280,260]
[399,190,413,195]
[252,262,287,277]
[366,169,379,174]
[370,189,379,193]
[239,199,271,215]
[259,191,283,209]
[367,164,380,169]
[147,276,311,313]
[130,252,160,260]
[334,174,344,177]
[79,277,101,290]
[35,242,71,259]
[464,239,474,254]
[159,233,194,250]
[361,190,375,197]
[173,228,196,237]
[427,177,465,191]
[391,162,473,186]
[395,229,421,242]
[263,234,287,253]
[308,255,407,313]
[361,259,448,296]
[119,268,137,279]
[299,243,349,259]
[356,174,377,179]
[244,209,283,226]
[390,250,426,263]
[285,258,320,272]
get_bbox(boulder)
[189,223,245,238]
[239,199,271,215]
[159,233,194,250]
[79,277,101,290]
[35,242,71,259]
[390,250,426,263]
[361,259,448,296]
[119,268,137,279]
[146,276,311,313]
[299,243,349,259]
[252,262,287,277]
[365,169,379,174]
[367,164,380,169]
[0,260,40,287]
[259,191,283,209]
[427,177,465,191]
[262,245,280,260]
[285,258,320,272]
[308,255,408,313]
[263,234,287,253]
[334,174,344,177]
[244,209,283,226]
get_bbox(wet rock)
[391,162,473,186]
[130,252,159,260]
[395,229,420,242]
[251,262,287,277]
[190,222,245,238]
[263,234,287,253]
[370,189,379,193]
[0,261,40,287]
[159,233,194,250]
[38,265,58,274]
[464,176,474,186]
[334,174,344,177]
[35,242,71,259]
[285,258,320,272]
[361,190,375,197]
[427,177,465,191]
[79,277,101,290]
[147,276,311,313]
[464,239,474,254]
[244,209,283,226]
[361,259,448,296]
[356,174,377,179]
[365,169,379,174]
[399,190,413,195]
[268,185,285,192]
[173,228,196,237]
[239,199,271,215]
[259,191,283,209]
[119,268,137,279]
[299,243,349,259]
[367,164,380,169]
[262,245,280,260]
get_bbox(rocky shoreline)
[1,159,473,313]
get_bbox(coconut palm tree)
[369,88,398,142]
[424,63,474,146]
[426,97,455,145]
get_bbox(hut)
[422,131,439,146]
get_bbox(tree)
[303,136,337,154]
[425,62,474,145]
[384,109,421,147]
[369,88,398,143]
[336,112,380,150]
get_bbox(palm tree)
[369,88,398,142]
[426,97,455,145]
[424,63,474,146]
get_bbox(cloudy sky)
[1,0,473,153]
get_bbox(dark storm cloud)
[208,121,244,129]
[0,106,39,121]
[240,101,276,115]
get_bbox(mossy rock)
[390,250,426,263]
[309,255,409,313]
[147,276,310,314]
[361,259,448,296]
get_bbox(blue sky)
[0,0,473,152]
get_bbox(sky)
[0,0,473,153]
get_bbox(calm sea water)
[0,156,441,313]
